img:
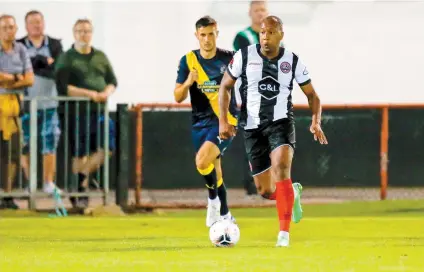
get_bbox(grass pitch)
[1,200,424,271]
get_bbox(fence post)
[380,106,389,200]
[28,98,38,210]
[116,104,129,208]
[103,105,110,205]
[135,106,143,206]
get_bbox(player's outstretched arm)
[174,70,197,103]
[173,83,189,103]
[300,82,328,145]
[174,56,197,103]
[218,71,237,139]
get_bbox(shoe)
[43,182,62,195]
[3,197,19,210]
[69,196,89,209]
[70,175,90,209]
[206,198,221,227]
[221,212,236,223]
[292,182,303,224]
[276,231,290,247]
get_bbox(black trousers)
[240,130,257,195]
[0,131,20,193]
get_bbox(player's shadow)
[87,246,204,252]
[86,244,271,252]
[381,208,424,214]
[62,237,157,243]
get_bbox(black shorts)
[244,118,295,176]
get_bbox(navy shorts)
[67,114,116,158]
[191,126,233,155]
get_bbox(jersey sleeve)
[176,55,189,84]
[227,49,243,80]
[102,53,118,87]
[54,53,70,96]
[295,56,311,86]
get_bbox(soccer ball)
[209,219,240,247]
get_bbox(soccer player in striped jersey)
[219,16,328,247]
[174,16,238,227]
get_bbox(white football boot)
[276,231,290,247]
[206,198,221,227]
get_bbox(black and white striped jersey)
[227,44,311,130]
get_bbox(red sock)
[268,191,276,200]
[276,179,294,232]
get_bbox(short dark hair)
[195,16,217,29]
[25,10,43,21]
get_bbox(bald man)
[219,16,327,247]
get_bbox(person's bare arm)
[219,71,236,123]
[174,70,197,103]
[174,83,190,103]
[218,71,237,139]
[174,55,195,103]
[97,84,117,102]
[300,82,321,126]
[300,82,327,144]
[0,72,14,83]
[67,85,97,99]
[6,71,34,89]
[103,84,116,96]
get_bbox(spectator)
[233,1,269,51]
[55,19,117,209]
[17,10,63,195]
[0,14,34,209]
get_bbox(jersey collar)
[256,44,285,61]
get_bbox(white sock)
[208,197,220,205]
[43,182,56,193]
[44,181,54,188]
[279,231,290,240]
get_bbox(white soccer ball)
[209,219,240,247]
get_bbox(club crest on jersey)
[280,62,291,74]
[258,76,280,100]
[198,80,219,93]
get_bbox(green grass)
[1,200,424,271]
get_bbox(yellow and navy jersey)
[176,48,238,128]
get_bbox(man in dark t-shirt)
[55,19,117,209]
[233,1,268,51]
